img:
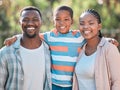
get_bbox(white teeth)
[60,26,65,29]
[84,31,91,34]
[27,27,35,30]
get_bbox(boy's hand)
[109,38,119,47]
[4,36,17,46]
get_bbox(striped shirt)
[41,29,86,87]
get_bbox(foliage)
[0,0,120,48]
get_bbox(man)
[0,6,51,90]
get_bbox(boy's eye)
[55,18,60,21]
[64,19,69,21]
[80,23,84,25]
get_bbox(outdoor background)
[0,0,120,50]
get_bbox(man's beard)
[26,33,36,38]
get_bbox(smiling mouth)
[60,26,66,29]
[83,30,91,34]
[26,27,35,31]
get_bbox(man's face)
[19,10,42,38]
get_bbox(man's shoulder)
[0,46,13,59]
[42,40,49,49]
[0,45,14,54]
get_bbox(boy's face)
[53,10,73,34]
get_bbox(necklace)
[85,45,97,56]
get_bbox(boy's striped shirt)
[41,29,86,87]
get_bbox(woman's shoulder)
[101,37,119,52]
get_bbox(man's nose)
[27,20,34,25]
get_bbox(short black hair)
[20,6,42,19]
[54,5,73,19]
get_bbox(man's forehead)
[21,10,39,15]
[20,10,41,18]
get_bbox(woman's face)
[79,12,101,40]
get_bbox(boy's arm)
[105,37,119,47]
[4,34,119,47]
[4,33,45,46]
[4,34,22,46]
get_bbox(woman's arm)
[107,43,120,90]
[72,73,79,90]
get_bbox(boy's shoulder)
[71,29,80,35]
[43,28,58,36]
[50,28,58,34]
[50,29,80,35]
[41,29,81,36]
[41,28,57,35]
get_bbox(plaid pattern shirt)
[0,38,52,90]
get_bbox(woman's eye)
[89,23,94,25]
[55,18,60,21]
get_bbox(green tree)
[0,0,120,49]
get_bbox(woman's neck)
[85,37,101,56]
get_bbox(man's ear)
[19,18,21,24]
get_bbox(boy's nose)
[83,25,89,29]
[59,21,65,25]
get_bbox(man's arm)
[0,48,8,89]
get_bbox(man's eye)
[23,19,28,22]
[33,19,39,21]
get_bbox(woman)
[73,9,120,90]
